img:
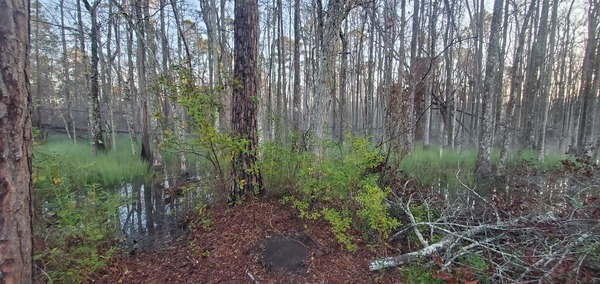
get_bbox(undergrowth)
[264,135,400,251]
[33,134,150,282]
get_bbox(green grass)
[35,134,150,187]
[398,144,567,189]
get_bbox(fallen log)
[369,225,488,271]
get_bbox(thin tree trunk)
[292,0,301,140]
[83,0,106,153]
[538,0,560,163]
[60,0,75,143]
[125,16,138,156]
[338,22,349,143]
[498,0,536,176]
[135,0,152,163]
[475,0,504,179]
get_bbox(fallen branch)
[370,225,487,271]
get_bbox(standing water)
[117,175,208,253]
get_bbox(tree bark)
[60,0,76,143]
[475,0,504,178]
[309,0,353,157]
[292,0,302,139]
[134,0,152,163]
[0,0,33,280]
[230,0,263,203]
[498,0,536,176]
[576,1,599,149]
[83,0,107,153]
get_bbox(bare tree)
[475,0,504,178]
[82,0,107,152]
[60,0,76,143]
[309,0,358,157]
[0,0,33,281]
[498,0,537,176]
[292,0,302,140]
[576,0,599,150]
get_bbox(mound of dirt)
[250,234,313,274]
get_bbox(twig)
[245,269,260,284]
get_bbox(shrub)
[281,135,400,250]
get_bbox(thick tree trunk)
[230,0,263,203]
[0,0,33,280]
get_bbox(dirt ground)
[94,198,404,283]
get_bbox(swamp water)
[116,175,211,253]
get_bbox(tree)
[475,0,504,178]
[292,0,301,137]
[498,0,537,176]
[82,0,107,153]
[576,0,599,150]
[0,0,33,281]
[229,0,263,203]
[309,0,357,157]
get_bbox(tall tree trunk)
[309,0,354,157]
[134,0,152,163]
[475,0,504,178]
[576,1,599,149]
[230,0,263,203]
[538,0,560,163]
[109,1,117,150]
[292,0,301,139]
[60,0,75,143]
[33,1,42,132]
[406,0,420,151]
[0,0,33,280]
[521,0,550,149]
[498,0,536,176]
[125,15,138,156]
[338,22,349,143]
[493,0,510,144]
[83,0,107,153]
[365,4,375,136]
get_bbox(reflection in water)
[118,181,181,252]
[117,175,210,253]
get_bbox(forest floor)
[95,197,404,283]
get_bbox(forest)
[0,0,598,282]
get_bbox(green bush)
[259,142,311,197]
[279,135,400,250]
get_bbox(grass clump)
[35,134,149,187]
[400,145,477,189]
